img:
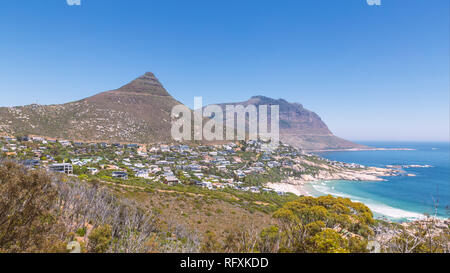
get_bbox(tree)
[258,226,281,253]
[88,225,112,253]
[310,229,348,253]
[0,161,65,252]
[200,231,222,253]
[267,195,372,253]
[383,217,450,253]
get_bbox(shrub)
[88,225,112,253]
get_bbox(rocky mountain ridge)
[0,72,367,150]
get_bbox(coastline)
[266,153,404,198]
[265,163,424,221]
[266,166,400,197]
[266,178,449,222]
[308,147,415,152]
[267,178,312,196]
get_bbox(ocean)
[306,142,450,222]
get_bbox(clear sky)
[0,0,448,141]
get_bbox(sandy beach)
[267,178,312,196]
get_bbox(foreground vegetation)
[0,162,448,253]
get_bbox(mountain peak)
[116,72,170,96]
[246,96,303,111]
[210,95,368,150]
[0,72,182,143]
[249,95,288,104]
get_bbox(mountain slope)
[0,74,368,150]
[0,72,181,143]
[212,96,368,151]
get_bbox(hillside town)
[0,135,376,196]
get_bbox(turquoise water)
[307,142,450,222]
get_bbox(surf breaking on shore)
[266,176,428,222]
[308,181,425,221]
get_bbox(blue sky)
[0,0,448,141]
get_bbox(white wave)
[311,183,424,220]
[365,202,424,220]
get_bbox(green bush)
[88,225,112,253]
